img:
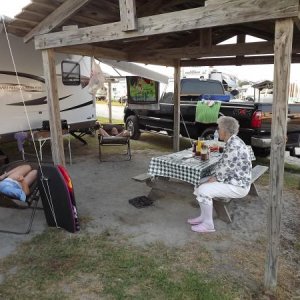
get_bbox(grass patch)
[0,230,240,299]
[96,100,125,107]
[254,157,300,190]
[255,156,300,174]
[97,116,124,124]
[252,169,300,190]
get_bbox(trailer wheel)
[126,115,141,140]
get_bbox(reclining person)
[99,127,130,137]
[0,164,37,202]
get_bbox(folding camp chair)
[0,161,40,234]
[98,124,131,162]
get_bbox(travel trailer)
[0,31,96,143]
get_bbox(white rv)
[0,31,96,142]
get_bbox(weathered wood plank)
[108,82,112,123]
[264,18,294,293]
[41,49,65,166]
[34,0,299,49]
[131,41,287,61]
[24,0,91,43]
[236,33,246,63]
[199,28,212,48]
[132,173,151,182]
[180,54,300,66]
[119,0,137,31]
[173,60,180,153]
[55,45,128,61]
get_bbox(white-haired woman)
[188,116,252,233]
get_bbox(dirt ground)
[0,138,299,297]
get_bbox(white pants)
[193,178,250,206]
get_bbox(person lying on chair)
[0,164,37,202]
[98,126,130,137]
[188,116,252,233]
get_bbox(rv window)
[61,61,80,86]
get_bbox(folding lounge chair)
[98,124,131,162]
[0,161,40,234]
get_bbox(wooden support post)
[42,49,66,166]
[264,18,293,293]
[108,81,112,123]
[119,0,137,31]
[199,28,212,48]
[236,34,246,65]
[173,60,180,152]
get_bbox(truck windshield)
[162,78,225,99]
[181,79,224,95]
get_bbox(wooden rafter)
[180,54,300,66]
[130,41,300,61]
[119,0,137,31]
[236,24,274,41]
[138,0,164,17]
[24,0,91,43]
[55,44,128,61]
[34,0,299,50]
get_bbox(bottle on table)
[201,143,209,161]
[214,129,219,142]
[196,137,203,156]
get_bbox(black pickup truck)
[124,78,300,156]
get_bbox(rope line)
[1,17,59,228]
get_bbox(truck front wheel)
[126,115,141,140]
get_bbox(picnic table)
[148,149,221,186]
[133,144,265,223]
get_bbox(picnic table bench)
[133,148,268,223]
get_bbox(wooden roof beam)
[199,28,212,48]
[119,0,137,31]
[180,54,300,66]
[35,0,299,50]
[24,0,91,43]
[294,11,300,31]
[55,44,128,61]
[13,17,39,26]
[236,33,246,65]
[130,41,300,61]
[138,0,164,17]
[22,9,46,19]
[233,24,273,41]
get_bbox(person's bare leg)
[7,165,32,180]
[23,170,37,189]
[99,128,110,137]
[116,130,130,137]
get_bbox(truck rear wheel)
[200,128,217,140]
[126,115,141,140]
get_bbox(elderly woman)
[188,116,252,233]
